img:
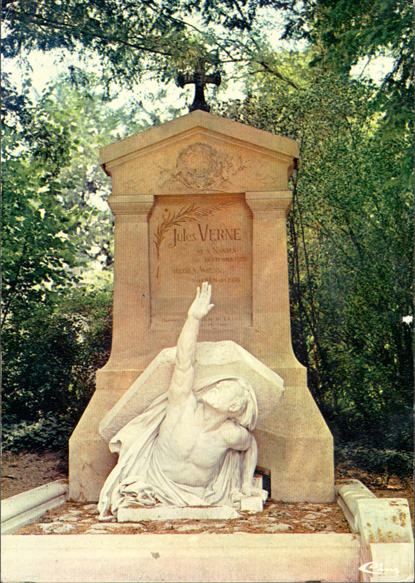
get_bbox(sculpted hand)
[188,282,214,320]
[241,484,259,496]
[241,483,268,501]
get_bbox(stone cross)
[177,61,221,113]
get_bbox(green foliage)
[336,444,414,480]
[282,0,414,128]
[1,73,129,452]
[3,0,411,129]
[220,64,413,472]
[1,0,212,84]
[2,286,113,452]
[1,74,81,327]
[1,0,300,91]
[2,68,152,325]
[2,418,75,453]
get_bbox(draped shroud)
[97,377,254,521]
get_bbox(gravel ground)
[2,450,413,535]
[15,498,350,535]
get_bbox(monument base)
[117,505,241,522]
[256,382,335,503]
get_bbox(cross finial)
[177,60,221,113]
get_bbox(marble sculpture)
[98,282,267,520]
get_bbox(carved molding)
[245,191,292,215]
[108,195,155,216]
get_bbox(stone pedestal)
[117,506,240,522]
[69,110,334,503]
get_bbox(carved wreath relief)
[159,143,246,192]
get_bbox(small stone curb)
[336,479,414,582]
[1,480,69,535]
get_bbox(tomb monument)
[69,105,335,504]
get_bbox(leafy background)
[2,0,413,479]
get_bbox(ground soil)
[1,450,68,500]
[2,449,413,535]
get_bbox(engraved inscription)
[170,225,241,247]
[153,202,234,277]
[150,194,252,325]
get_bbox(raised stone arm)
[168,282,214,404]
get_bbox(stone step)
[2,533,361,582]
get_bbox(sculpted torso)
[155,395,251,487]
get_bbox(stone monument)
[69,108,335,503]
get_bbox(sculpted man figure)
[98,283,265,520]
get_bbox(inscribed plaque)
[150,193,252,326]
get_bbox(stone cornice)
[107,195,154,216]
[245,191,292,215]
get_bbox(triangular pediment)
[100,111,299,195]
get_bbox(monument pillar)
[246,191,292,350]
[69,110,334,502]
[101,196,154,379]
